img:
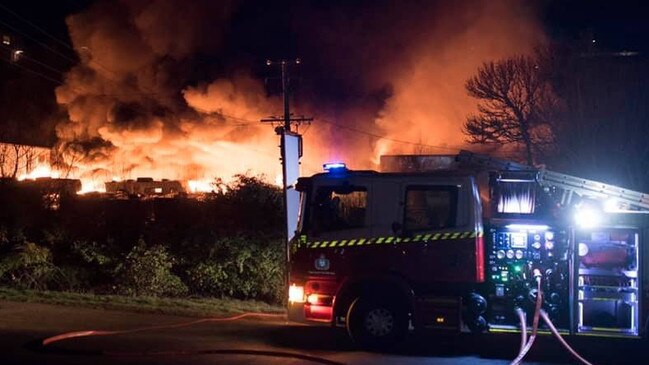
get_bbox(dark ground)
[0,300,643,365]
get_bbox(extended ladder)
[457,150,649,212]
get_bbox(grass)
[0,287,285,318]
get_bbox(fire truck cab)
[287,152,649,348]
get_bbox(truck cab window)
[404,186,458,232]
[311,186,367,233]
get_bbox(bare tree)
[0,142,10,178]
[464,55,558,165]
[51,141,88,179]
[0,143,38,179]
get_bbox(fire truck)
[287,151,649,349]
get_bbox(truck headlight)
[288,284,305,303]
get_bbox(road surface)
[0,300,641,364]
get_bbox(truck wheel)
[346,296,408,349]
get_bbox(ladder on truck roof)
[457,150,649,212]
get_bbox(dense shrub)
[115,240,188,297]
[184,237,285,303]
[0,241,56,290]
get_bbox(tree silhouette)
[464,55,557,165]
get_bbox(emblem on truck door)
[315,254,330,271]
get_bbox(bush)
[184,237,285,303]
[0,241,57,290]
[115,240,188,297]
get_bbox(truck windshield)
[308,186,367,233]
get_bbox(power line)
[317,119,460,152]
[0,18,77,64]
[0,6,155,95]
[0,55,161,99]
[0,43,66,75]
[0,55,63,85]
[0,3,75,51]
[210,112,460,152]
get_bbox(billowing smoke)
[54,0,543,191]
[292,1,544,164]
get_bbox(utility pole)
[261,59,312,264]
[261,59,313,133]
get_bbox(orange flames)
[18,164,60,181]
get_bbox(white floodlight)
[574,206,602,228]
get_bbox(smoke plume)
[54,0,544,190]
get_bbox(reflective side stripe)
[304,230,482,248]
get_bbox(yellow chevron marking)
[305,230,484,249]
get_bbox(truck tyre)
[346,295,408,349]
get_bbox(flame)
[188,179,214,193]
[18,164,60,180]
[78,179,107,195]
[371,140,390,166]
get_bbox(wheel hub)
[364,308,394,337]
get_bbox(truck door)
[400,180,478,285]
[371,178,402,238]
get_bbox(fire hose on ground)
[40,312,345,365]
[40,282,596,365]
[510,270,594,365]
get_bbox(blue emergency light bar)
[323,162,347,172]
